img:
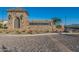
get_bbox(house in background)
[30,20,50,25]
[65,24,79,33]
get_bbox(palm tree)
[51,17,62,26]
[51,17,62,32]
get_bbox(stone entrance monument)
[7,8,29,31]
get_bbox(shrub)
[34,30,40,34]
[0,29,3,33]
[0,23,3,28]
[5,30,12,34]
[22,30,26,32]
[45,30,49,33]
[27,30,32,34]
[15,30,21,34]
[6,31,9,34]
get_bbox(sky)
[0,7,79,25]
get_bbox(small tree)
[51,17,62,32]
[51,17,62,26]
[4,24,8,29]
[0,23,3,28]
[56,25,62,29]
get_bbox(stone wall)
[28,25,64,33]
[7,11,29,31]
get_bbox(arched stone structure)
[7,8,29,31]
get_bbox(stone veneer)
[7,9,29,31]
[7,9,64,32]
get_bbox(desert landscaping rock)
[0,34,79,52]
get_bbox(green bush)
[45,30,49,33]
[15,30,21,34]
[6,31,9,34]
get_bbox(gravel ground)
[0,34,79,52]
[57,34,79,52]
[0,35,60,52]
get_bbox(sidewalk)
[0,33,79,37]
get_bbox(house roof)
[31,20,50,23]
